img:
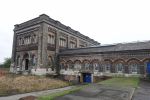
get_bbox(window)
[60,63,65,70]
[70,41,76,48]
[22,39,24,45]
[59,38,66,47]
[66,61,73,70]
[24,36,31,45]
[74,61,81,70]
[93,63,99,71]
[129,63,138,74]
[104,63,111,73]
[31,55,36,66]
[83,61,90,70]
[48,34,55,44]
[116,63,124,73]
[32,35,37,43]
[18,38,22,45]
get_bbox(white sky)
[0,0,150,63]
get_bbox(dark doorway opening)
[25,59,29,70]
[83,73,91,83]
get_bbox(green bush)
[1,58,11,68]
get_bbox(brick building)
[10,14,150,83]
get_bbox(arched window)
[31,55,36,66]
[105,64,111,72]
[66,61,73,70]
[48,34,55,44]
[83,60,90,70]
[85,63,90,70]
[116,63,124,73]
[128,59,140,74]
[18,38,22,45]
[93,63,99,71]
[92,60,100,71]
[129,63,138,74]
[74,60,81,70]
[31,35,37,43]
[104,61,111,73]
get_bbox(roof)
[59,41,150,55]
[14,14,100,45]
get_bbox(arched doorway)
[23,53,29,70]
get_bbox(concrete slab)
[132,80,150,100]
[55,84,134,100]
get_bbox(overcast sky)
[0,0,150,63]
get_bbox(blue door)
[83,73,91,83]
[147,62,150,74]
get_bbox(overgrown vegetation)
[0,75,69,96]
[99,77,140,88]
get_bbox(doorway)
[83,73,91,83]
[25,59,29,70]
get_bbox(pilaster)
[41,23,48,68]
[10,25,18,72]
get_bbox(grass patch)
[0,74,69,96]
[99,77,140,88]
[38,85,88,100]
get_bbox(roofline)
[14,14,100,45]
[60,44,115,52]
[59,49,150,56]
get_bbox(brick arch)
[74,60,81,64]
[127,58,142,64]
[66,60,73,64]
[142,58,150,63]
[91,59,100,63]
[103,59,113,64]
[82,59,90,64]
[60,59,66,63]
[113,59,125,64]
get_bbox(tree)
[2,58,11,68]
